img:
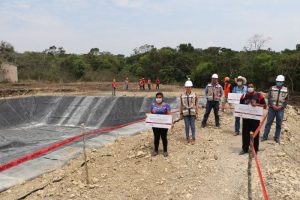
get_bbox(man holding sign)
[238,83,266,155]
[232,76,247,135]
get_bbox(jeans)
[263,107,284,139]
[183,115,196,139]
[235,117,241,133]
[152,128,168,152]
[202,101,220,126]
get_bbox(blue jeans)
[184,115,196,139]
[201,101,220,126]
[263,107,284,139]
[235,117,241,133]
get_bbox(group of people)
[138,78,161,91]
[150,74,288,156]
[111,77,161,96]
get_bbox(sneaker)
[163,152,168,157]
[239,150,248,155]
[191,139,195,145]
[185,138,190,145]
[152,151,158,156]
[274,137,280,144]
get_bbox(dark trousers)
[148,84,151,90]
[152,128,168,152]
[202,101,220,126]
[242,119,260,152]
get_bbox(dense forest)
[1,38,300,92]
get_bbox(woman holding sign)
[239,83,266,155]
[151,92,171,157]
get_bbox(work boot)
[191,139,195,145]
[163,152,168,157]
[152,151,158,156]
[185,138,190,145]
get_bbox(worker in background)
[139,79,143,90]
[201,74,223,128]
[180,78,198,145]
[262,75,288,144]
[112,78,117,96]
[142,78,146,90]
[124,77,129,90]
[239,83,266,155]
[155,78,160,90]
[147,78,152,90]
[232,76,247,135]
[151,92,171,157]
[221,76,232,112]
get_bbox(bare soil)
[0,82,299,200]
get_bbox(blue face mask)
[276,82,283,87]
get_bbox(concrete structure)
[0,63,18,82]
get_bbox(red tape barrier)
[0,110,180,172]
[250,113,269,200]
[0,119,145,172]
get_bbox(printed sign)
[228,93,243,104]
[234,104,263,120]
[145,114,173,129]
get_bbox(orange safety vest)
[224,83,231,97]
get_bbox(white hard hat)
[212,74,218,79]
[185,78,193,87]
[276,75,285,82]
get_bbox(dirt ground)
[0,82,299,200]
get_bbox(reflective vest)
[270,86,288,106]
[224,83,231,97]
[206,83,222,101]
[181,92,197,116]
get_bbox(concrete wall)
[0,63,18,82]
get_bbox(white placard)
[145,114,173,129]
[228,93,243,104]
[234,104,263,120]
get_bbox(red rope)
[0,119,145,172]
[250,112,269,200]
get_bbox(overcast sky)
[0,0,299,55]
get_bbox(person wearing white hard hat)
[201,74,223,128]
[180,78,198,145]
[262,75,288,144]
[232,76,248,135]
